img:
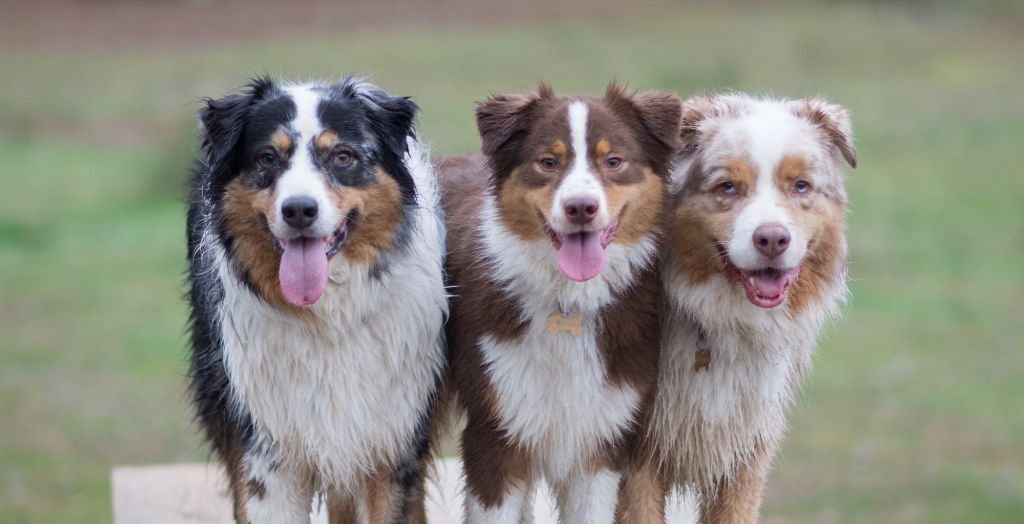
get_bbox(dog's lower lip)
[272,217,351,257]
[716,245,800,308]
[545,214,622,250]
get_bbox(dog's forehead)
[523,97,572,146]
[244,94,296,143]
[526,96,637,154]
[705,102,824,176]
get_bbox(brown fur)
[329,169,405,266]
[222,179,299,311]
[698,446,771,524]
[772,155,846,316]
[438,83,680,515]
[270,129,294,153]
[221,164,405,312]
[648,95,855,523]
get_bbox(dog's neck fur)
[213,143,447,489]
[652,246,848,488]
[468,194,658,483]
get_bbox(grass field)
[1,1,1022,522]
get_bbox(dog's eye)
[605,156,624,170]
[794,180,812,194]
[717,181,738,196]
[334,150,355,168]
[538,157,558,171]
[257,149,278,169]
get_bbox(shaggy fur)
[438,83,681,524]
[646,93,856,523]
[186,77,447,524]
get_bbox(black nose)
[281,196,318,229]
[753,224,791,258]
[563,196,599,225]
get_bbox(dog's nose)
[753,224,791,258]
[563,196,599,225]
[281,196,318,229]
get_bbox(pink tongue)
[556,231,607,282]
[279,237,329,306]
[752,273,786,298]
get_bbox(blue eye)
[794,180,811,194]
[718,181,737,195]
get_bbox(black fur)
[185,76,438,522]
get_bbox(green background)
[1,1,1022,522]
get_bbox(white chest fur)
[475,202,655,482]
[478,320,640,483]
[216,151,447,487]
[652,269,839,487]
[653,315,805,486]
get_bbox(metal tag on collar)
[547,309,583,337]
[694,326,711,372]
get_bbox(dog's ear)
[677,95,725,158]
[357,85,419,159]
[198,94,249,161]
[198,77,275,164]
[476,84,549,157]
[791,98,857,168]
[604,83,682,169]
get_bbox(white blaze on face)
[724,103,811,271]
[549,101,611,232]
[547,101,615,282]
[271,85,343,307]
[269,85,340,241]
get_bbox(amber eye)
[538,156,558,171]
[718,181,738,196]
[794,180,812,194]
[606,156,624,170]
[257,149,278,169]
[334,150,355,168]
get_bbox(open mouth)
[545,215,620,282]
[718,246,801,308]
[271,213,353,307]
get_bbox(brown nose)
[753,224,791,258]
[563,196,599,225]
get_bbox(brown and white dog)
[437,83,681,523]
[649,94,856,522]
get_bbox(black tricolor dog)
[186,77,447,522]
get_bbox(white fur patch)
[554,469,621,524]
[468,199,653,519]
[243,438,315,523]
[655,95,851,490]
[549,101,612,232]
[270,84,341,241]
[464,482,534,524]
[217,141,447,509]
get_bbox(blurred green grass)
[1,2,1022,522]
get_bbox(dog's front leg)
[553,468,623,524]
[698,446,772,524]
[238,443,313,524]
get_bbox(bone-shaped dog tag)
[547,313,583,336]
